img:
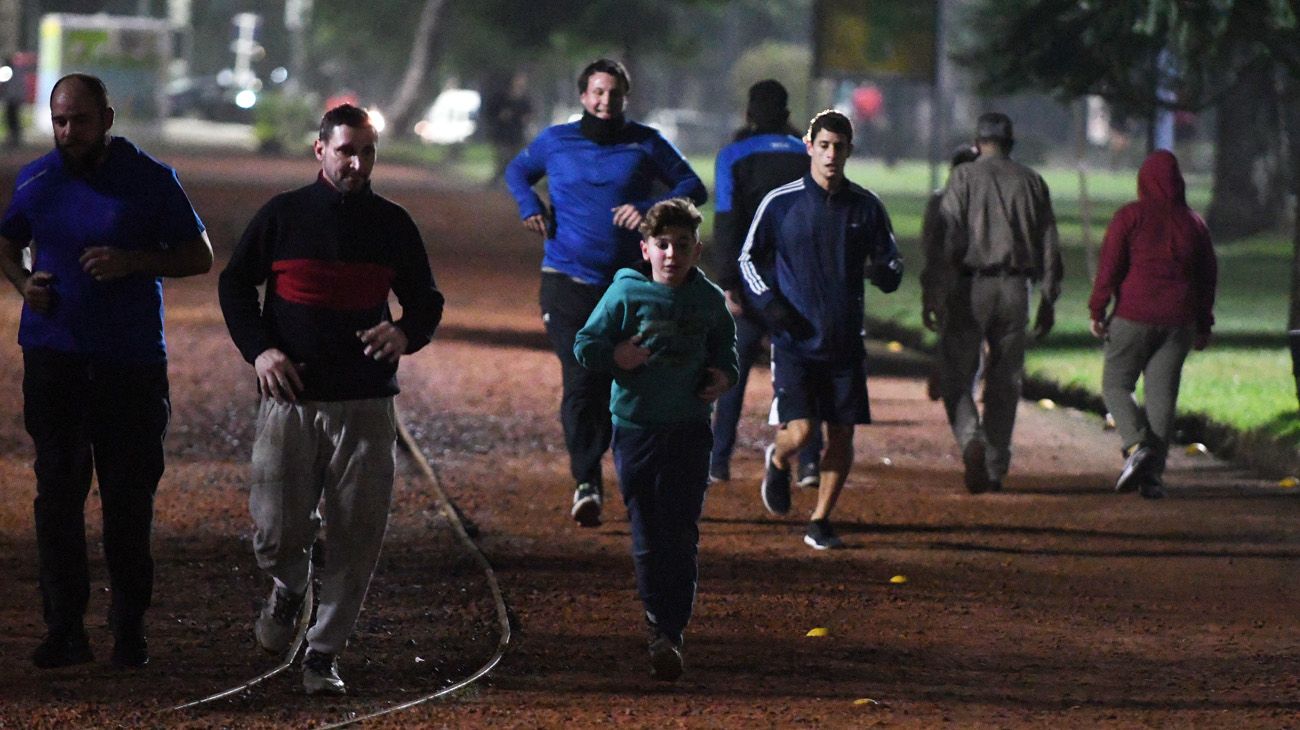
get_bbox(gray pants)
[937,275,1030,480]
[1101,317,1193,476]
[249,397,397,654]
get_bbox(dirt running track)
[0,150,1297,729]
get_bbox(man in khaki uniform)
[934,113,1062,493]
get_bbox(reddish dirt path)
[0,151,1297,728]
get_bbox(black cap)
[975,112,1014,142]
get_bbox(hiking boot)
[1139,476,1166,500]
[571,482,602,527]
[803,519,845,550]
[255,585,305,655]
[1115,446,1154,493]
[963,439,993,494]
[302,648,346,695]
[797,461,820,489]
[760,444,791,515]
[648,633,683,682]
[111,620,149,668]
[32,627,93,669]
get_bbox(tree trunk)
[1283,79,1300,407]
[384,0,447,138]
[1208,59,1286,240]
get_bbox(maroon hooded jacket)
[1088,150,1217,334]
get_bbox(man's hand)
[1193,332,1211,351]
[1031,300,1055,341]
[697,367,730,402]
[1090,319,1107,339]
[80,246,139,281]
[614,333,650,370]
[358,322,409,363]
[522,214,548,237]
[764,300,814,340]
[921,294,944,332]
[611,204,643,231]
[255,348,305,403]
[22,271,56,314]
[723,289,745,318]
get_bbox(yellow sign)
[814,0,937,80]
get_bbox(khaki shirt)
[939,154,1062,304]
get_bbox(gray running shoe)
[255,585,305,655]
[1115,446,1156,493]
[302,649,346,695]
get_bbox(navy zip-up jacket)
[505,119,706,286]
[711,132,808,291]
[738,172,902,362]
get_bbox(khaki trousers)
[937,275,1030,480]
[249,397,397,654]
[1101,317,1193,475]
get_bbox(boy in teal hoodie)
[574,198,738,682]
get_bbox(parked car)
[414,88,480,144]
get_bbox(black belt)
[961,265,1034,277]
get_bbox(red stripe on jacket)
[271,259,395,310]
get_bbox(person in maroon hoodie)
[1088,150,1217,499]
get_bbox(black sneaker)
[111,621,149,668]
[571,482,602,527]
[302,648,346,695]
[962,438,992,494]
[1139,476,1166,500]
[648,633,683,682]
[708,462,730,483]
[760,444,791,515]
[1115,446,1154,493]
[255,585,306,655]
[803,519,845,550]
[797,461,820,489]
[32,628,93,669]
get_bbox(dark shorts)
[770,348,871,426]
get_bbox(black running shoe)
[32,628,93,669]
[1139,476,1166,500]
[760,444,791,515]
[571,482,602,527]
[648,633,683,682]
[803,519,844,550]
[797,461,820,489]
[111,621,149,668]
[1115,446,1154,493]
[963,438,992,494]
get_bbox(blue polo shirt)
[0,137,206,363]
[505,120,706,286]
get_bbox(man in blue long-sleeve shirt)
[738,110,902,550]
[505,58,706,527]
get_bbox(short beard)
[56,136,107,176]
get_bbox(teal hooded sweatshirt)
[574,266,738,429]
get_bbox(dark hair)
[806,109,853,144]
[745,79,796,134]
[975,112,1014,151]
[640,198,702,239]
[51,73,110,112]
[319,103,373,141]
[577,58,630,95]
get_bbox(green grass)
[443,145,1292,441]
[682,153,1294,444]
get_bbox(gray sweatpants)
[249,397,397,655]
[937,275,1030,480]
[1101,317,1193,475]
